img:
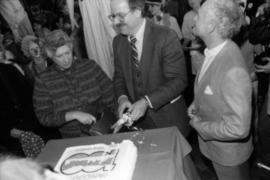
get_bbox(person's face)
[193,1,212,39]
[29,42,41,58]
[188,0,202,11]
[52,45,73,70]
[31,4,41,17]
[110,0,142,35]
[148,4,161,16]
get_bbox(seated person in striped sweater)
[33,29,115,138]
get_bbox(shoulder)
[37,65,57,81]
[183,11,196,20]
[74,59,100,73]
[220,40,248,70]
[113,34,127,44]
[77,59,105,76]
[223,41,244,61]
[169,15,177,22]
[148,20,176,37]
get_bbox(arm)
[113,38,132,117]
[66,0,78,30]
[170,16,183,40]
[33,77,67,127]
[191,67,252,141]
[147,30,187,109]
[113,37,129,99]
[92,61,115,110]
[181,13,195,41]
[33,76,96,126]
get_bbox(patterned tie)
[130,35,139,67]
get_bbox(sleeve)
[33,76,67,127]
[181,12,195,41]
[92,61,116,110]
[147,29,187,109]
[192,67,252,141]
[170,16,183,40]
[113,37,129,99]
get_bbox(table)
[37,126,200,180]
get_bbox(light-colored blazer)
[193,40,253,166]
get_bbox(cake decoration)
[54,140,137,180]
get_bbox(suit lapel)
[121,36,135,100]
[195,41,229,100]
[140,20,154,92]
[195,50,218,100]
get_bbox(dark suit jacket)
[193,40,253,166]
[113,20,190,137]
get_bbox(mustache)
[115,23,126,28]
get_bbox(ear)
[134,9,142,17]
[206,18,218,34]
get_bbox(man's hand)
[128,98,148,121]
[65,111,96,125]
[188,102,198,119]
[255,57,270,73]
[10,128,23,138]
[189,114,201,128]
[256,2,270,17]
[118,96,132,118]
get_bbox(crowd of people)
[0,0,270,180]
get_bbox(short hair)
[21,35,39,58]
[43,29,72,57]
[128,0,146,16]
[208,0,243,39]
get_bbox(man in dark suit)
[110,0,190,137]
[188,0,253,179]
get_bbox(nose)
[194,14,198,21]
[63,54,69,63]
[113,17,120,25]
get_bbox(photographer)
[248,1,270,179]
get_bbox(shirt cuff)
[118,95,128,104]
[144,95,153,109]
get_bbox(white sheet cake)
[54,140,137,180]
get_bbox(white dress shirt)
[198,40,228,82]
[128,19,146,61]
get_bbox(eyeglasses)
[108,10,132,22]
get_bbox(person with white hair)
[188,0,253,179]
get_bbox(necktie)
[130,35,139,67]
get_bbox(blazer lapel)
[121,36,135,100]
[195,41,229,99]
[140,20,154,92]
[195,54,217,99]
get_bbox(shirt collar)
[129,19,146,42]
[204,40,228,58]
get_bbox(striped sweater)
[33,59,115,138]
